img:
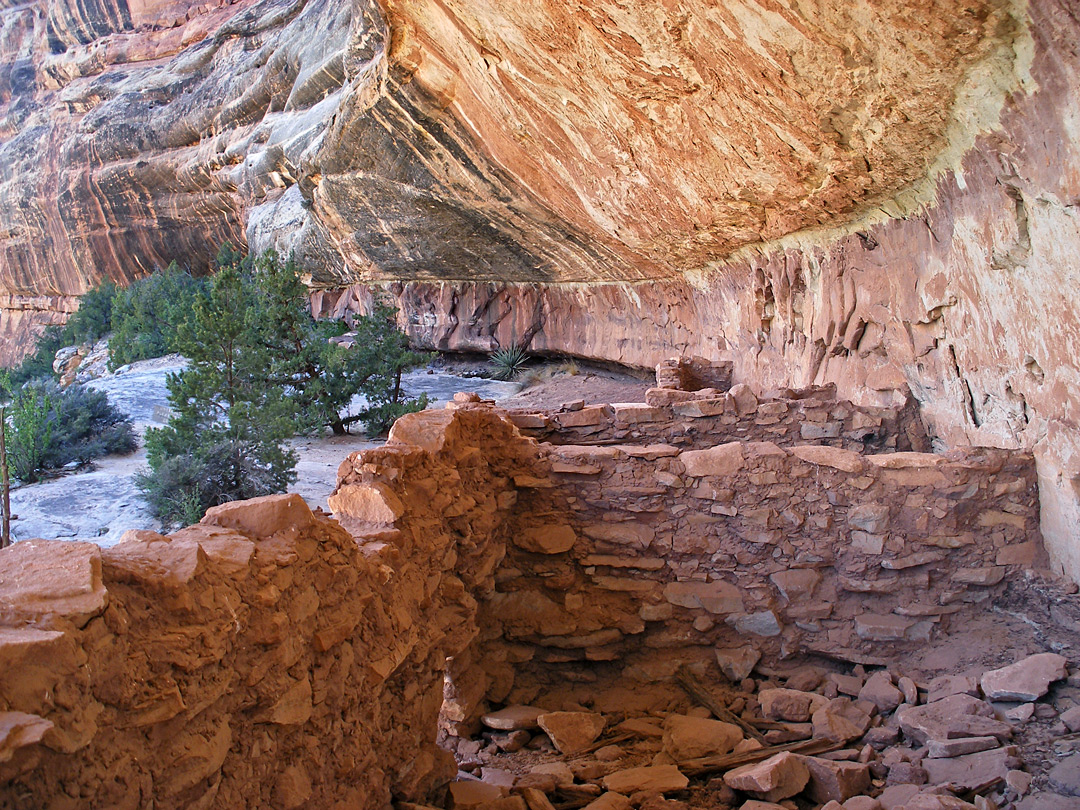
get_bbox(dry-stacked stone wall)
[0,469,529,809]
[489,435,1042,697]
[0,397,1046,808]
[506,385,930,454]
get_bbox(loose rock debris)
[435,652,1079,810]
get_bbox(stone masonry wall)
[0,402,1046,807]
[486,436,1043,709]
[0,482,523,810]
[505,385,930,454]
[330,404,1042,735]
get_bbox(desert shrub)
[7,382,54,483]
[7,279,118,385]
[64,280,117,345]
[8,326,68,386]
[42,382,137,468]
[5,379,135,483]
[109,263,207,369]
[489,345,529,380]
[137,438,296,529]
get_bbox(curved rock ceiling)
[0,0,1030,292]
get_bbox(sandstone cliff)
[2,0,1080,574]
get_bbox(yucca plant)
[489,345,529,380]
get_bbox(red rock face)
[2,0,1080,574]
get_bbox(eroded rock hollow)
[2,0,1080,574]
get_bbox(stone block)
[981,653,1069,701]
[724,752,809,802]
[537,711,606,755]
[663,580,743,614]
[848,504,890,534]
[516,525,577,554]
[328,484,404,526]
[612,403,667,424]
[728,610,782,637]
[770,569,821,601]
[679,442,745,477]
[801,756,872,803]
[790,445,865,473]
[801,421,842,439]
[555,406,613,428]
[602,765,688,794]
[0,540,107,628]
[662,714,743,760]
[673,398,727,417]
[582,522,655,551]
[729,384,758,415]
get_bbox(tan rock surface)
[536,712,606,755]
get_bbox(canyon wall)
[3,0,1080,572]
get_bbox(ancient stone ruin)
[0,365,1074,809]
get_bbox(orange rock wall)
[0,490,518,809]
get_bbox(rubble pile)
[440,651,1077,810]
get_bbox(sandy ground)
[7,356,539,545]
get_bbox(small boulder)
[537,711,606,755]
[922,746,1021,791]
[449,781,504,808]
[723,752,810,802]
[759,688,829,722]
[582,794,633,810]
[926,675,979,704]
[981,653,1069,702]
[858,672,903,714]
[812,699,872,743]
[801,756,872,803]
[896,794,978,810]
[896,694,1010,745]
[715,646,760,682]
[1049,753,1080,797]
[483,705,544,731]
[662,714,743,760]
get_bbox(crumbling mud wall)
[0,401,1048,807]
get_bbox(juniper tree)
[140,246,429,527]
